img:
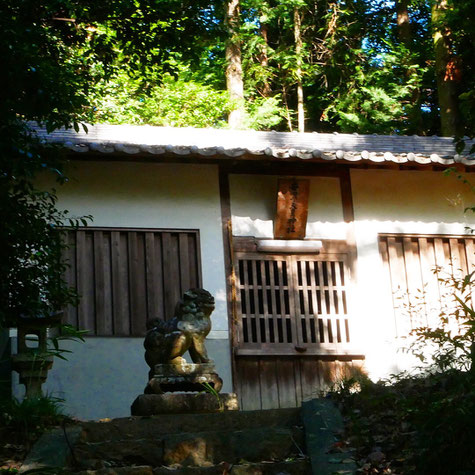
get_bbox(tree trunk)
[396,0,423,133]
[259,22,272,97]
[294,8,305,133]
[432,0,461,137]
[396,0,411,47]
[226,0,245,129]
[282,84,293,132]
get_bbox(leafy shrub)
[92,72,232,128]
[92,70,285,130]
[0,396,69,449]
[408,270,475,374]
[243,96,285,130]
[333,268,475,474]
[335,370,475,474]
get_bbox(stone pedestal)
[12,353,54,398]
[131,392,239,416]
[145,363,223,394]
[132,362,238,416]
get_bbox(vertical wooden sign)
[274,178,310,239]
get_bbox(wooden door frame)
[218,163,357,394]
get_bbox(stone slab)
[74,426,304,468]
[302,398,357,475]
[162,426,303,466]
[81,408,301,442]
[131,392,238,416]
[153,459,311,474]
[78,460,310,475]
[74,438,164,468]
[19,425,82,473]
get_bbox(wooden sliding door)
[232,238,364,410]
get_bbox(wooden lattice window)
[294,256,349,346]
[234,246,353,355]
[63,228,201,336]
[379,234,475,336]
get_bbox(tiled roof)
[31,123,475,166]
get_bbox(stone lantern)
[11,312,62,398]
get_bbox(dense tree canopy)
[1,0,474,326]
[86,0,474,138]
[2,1,474,134]
[3,0,471,136]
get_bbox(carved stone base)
[131,392,239,416]
[145,363,223,394]
[11,353,54,398]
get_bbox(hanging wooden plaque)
[274,178,310,239]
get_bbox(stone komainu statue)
[144,289,215,371]
[132,288,237,413]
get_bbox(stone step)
[79,408,302,443]
[73,425,306,469]
[75,458,311,474]
[22,399,351,475]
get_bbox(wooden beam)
[339,168,355,223]
[219,166,238,394]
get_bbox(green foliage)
[333,370,475,474]
[1,0,222,328]
[323,45,426,134]
[93,72,233,128]
[407,270,475,373]
[3,0,474,136]
[48,323,89,361]
[1,396,66,430]
[0,125,91,328]
[0,395,69,448]
[243,96,285,130]
[199,382,224,411]
[332,263,475,473]
[92,67,286,130]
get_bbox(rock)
[162,427,302,466]
[164,436,213,467]
[368,451,385,464]
[19,426,82,473]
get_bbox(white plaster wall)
[350,169,475,380]
[23,161,232,419]
[229,174,346,238]
[12,337,232,420]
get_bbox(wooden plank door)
[232,240,364,410]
